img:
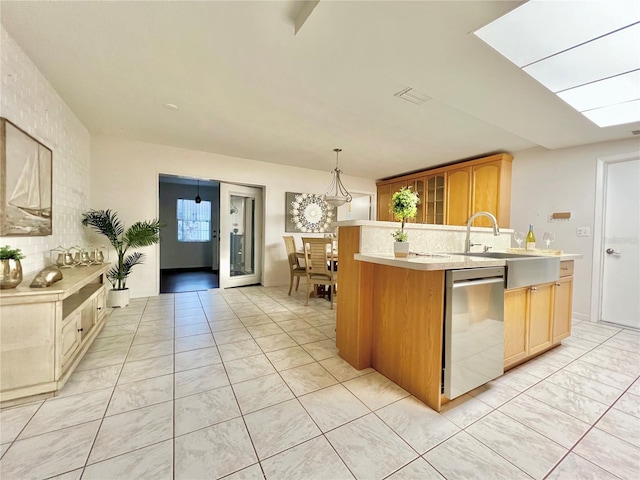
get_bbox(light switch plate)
[576,227,591,237]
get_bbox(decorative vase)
[0,259,23,289]
[394,241,410,258]
[107,288,130,308]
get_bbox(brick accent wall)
[0,26,91,275]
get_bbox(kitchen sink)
[455,251,560,289]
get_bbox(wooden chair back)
[283,236,300,271]
[302,237,335,279]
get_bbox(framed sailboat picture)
[0,118,52,236]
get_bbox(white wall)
[90,135,376,298]
[510,138,640,320]
[0,26,90,275]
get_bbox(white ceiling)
[2,0,638,180]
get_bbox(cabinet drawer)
[559,260,574,277]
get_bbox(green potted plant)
[0,246,25,289]
[81,210,162,308]
[390,186,420,258]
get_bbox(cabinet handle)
[555,282,561,286]
[97,307,102,311]
[77,328,83,332]
[530,287,537,292]
[561,267,569,271]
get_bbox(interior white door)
[600,158,640,328]
[219,183,263,289]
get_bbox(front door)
[600,158,640,328]
[219,183,263,289]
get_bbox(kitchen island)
[335,221,578,412]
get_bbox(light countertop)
[502,248,582,260]
[355,250,581,271]
[354,253,506,271]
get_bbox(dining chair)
[283,236,306,295]
[301,237,338,309]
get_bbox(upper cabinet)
[376,153,513,227]
[445,167,471,226]
[377,180,410,222]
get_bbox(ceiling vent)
[394,87,430,105]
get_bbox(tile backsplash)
[359,223,512,255]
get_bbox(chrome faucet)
[465,211,500,253]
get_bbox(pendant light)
[195,180,202,204]
[323,148,352,207]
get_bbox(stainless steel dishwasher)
[443,267,505,399]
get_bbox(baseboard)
[572,312,590,322]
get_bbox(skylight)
[474,0,640,128]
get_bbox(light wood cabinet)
[504,283,554,365]
[376,153,513,227]
[0,264,110,406]
[378,180,407,221]
[425,174,446,225]
[504,260,574,369]
[472,159,511,227]
[446,167,471,226]
[553,276,573,343]
[504,287,528,366]
[528,283,554,355]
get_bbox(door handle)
[605,248,621,255]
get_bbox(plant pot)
[0,259,23,289]
[107,288,130,308]
[394,241,410,258]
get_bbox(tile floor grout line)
[172,294,177,480]
[79,300,144,475]
[461,417,546,480]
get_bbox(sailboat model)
[8,145,51,219]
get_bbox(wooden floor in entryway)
[159,268,219,293]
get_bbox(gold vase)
[0,259,23,289]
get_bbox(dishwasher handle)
[452,277,505,289]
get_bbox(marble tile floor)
[1,286,639,480]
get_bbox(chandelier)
[323,148,352,207]
[195,180,202,204]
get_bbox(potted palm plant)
[390,186,420,258]
[0,246,25,289]
[81,210,162,307]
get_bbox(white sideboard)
[0,264,110,406]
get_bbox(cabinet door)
[80,301,95,342]
[504,287,528,367]
[386,181,410,221]
[528,283,554,355]
[553,277,573,343]
[446,167,471,226]
[471,161,501,227]
[377,185,392,221]
[61,312,82,367]
[411,177,426,223]
[96,288,107,321]
[425,174,446,225]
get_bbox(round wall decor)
[289,193,334,233]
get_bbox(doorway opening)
[158,175,265,293]
[159,174,220,294]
